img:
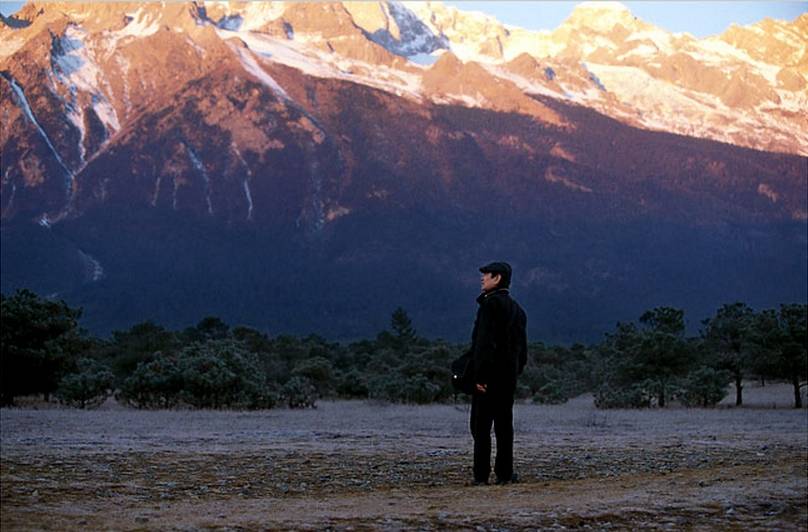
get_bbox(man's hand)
[476,384,487,393]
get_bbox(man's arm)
[472,300,498,390]
[517,307,527,375]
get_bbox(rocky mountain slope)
[1,1,806,341]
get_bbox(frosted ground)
[2,383,806,530]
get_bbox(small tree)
[390,307,417,351]
[56,358,115,409]
[701,302,756,406]
[636,307,692,407]
[1,289,85,405]
[183,316,230,343]
[754,305,808,408]
[593,322,644,408]
[593,309,693,409]
[109,321,179,383]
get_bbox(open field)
[2,383,807,531]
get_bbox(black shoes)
[495,473,519,485]
[472,473,519,486]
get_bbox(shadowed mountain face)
[1,2,806,342]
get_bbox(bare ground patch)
[2,395,806,530]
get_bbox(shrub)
[283,376,317,408]
[117,353,184,409]
[676,367,731,407]
[532,381,567,405]
[291,356,334,397]
[335,369,369,398]
[56,358,114,409]
[594,381,655,409]
[398,374,441,404]
[178,341,269,409]
[367,374,402,403]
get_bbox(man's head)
[479,261,512,292]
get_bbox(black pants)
[470,392,514,483]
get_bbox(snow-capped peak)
[564,1,639,33]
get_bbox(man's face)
[481,272,500,292]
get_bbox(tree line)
[1,289,805,409]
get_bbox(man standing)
[468,261,527,485]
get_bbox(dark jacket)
[469,288,527,395]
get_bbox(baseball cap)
[479,262,512,284]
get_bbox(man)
[468,261,527,485]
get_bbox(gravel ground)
[1,384,806,531]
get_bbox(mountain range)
[1,1,806,342]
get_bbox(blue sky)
[1,1,805,37]
[446,2,806,37]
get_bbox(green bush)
[56,358,114,409]
[291,356,334,397]
[399,374,441,404]
[335,369,369,398]
[676,367,731,407]
[532,381,567,405]
[117,354,184,409]
[594,381,654,409]
[178,341,269,409]
[283,376,317,408]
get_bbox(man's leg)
[470,394,495,483]
[493,393,515,482]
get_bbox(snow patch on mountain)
[579,35,620,56]
[114,54,132,112]
[66,107,87,164]
[1,183,16,217]
[229,142,255,221]
[509,32,566,61]
[106,7,160,47]
[432,92,487,108]
[78,249,105,282]
[545,166,593,193]
[184,143,213,215]
[53,26,120,133]
[0,37,24,58]
[2,73,74,190]
[482,64,564,99]
[570,2,634,32]
[54,26,100,93]
[617,44,658,60]
[758,183,779,203]
[691,38,781,84]
[206,1,286,32]
[92,98,119,134]
[625,29,674,54]
[219,28,422,100]
[186,37,208,58]
[769,88,808,114]
[242,180,254,221]
[234,45,290,101]
[586,63,720,115]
